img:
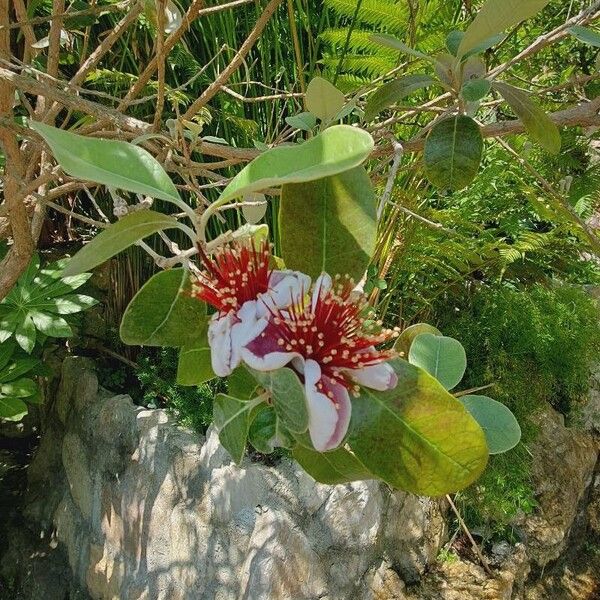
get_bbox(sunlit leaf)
[293,440,375,485]
[120,268,207,347]
[305,77,346,122]
[408,333,467,390]
[458,0,551,58]
[217,125,374,203]
[348,359,488,496]
[62,210,181,276]
[30,121,182,203]
[280,166,376,281]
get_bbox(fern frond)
[324,0,409,32]
[321,53,396,77]
[320,28,398,57]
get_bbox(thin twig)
[181,0,284,119]
[446,494,493,576]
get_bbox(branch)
[397,96,600,154]
[181,0,284,119]
[0,0,34,301]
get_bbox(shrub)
[437,283,600,539]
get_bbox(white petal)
[207,313,235,377]
[311,273,332,312]
[230,301,268,369]
[164,0,182,33]
[304,359,351,451]
[257,270,311,317]
[240,320,300,371]
[349,362,398,391]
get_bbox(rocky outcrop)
[4,356,600,600]
[17,357,449,600]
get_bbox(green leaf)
[213,394,264,463]
[0,378,37,398]
[285,112,317,131]
[280,166,376,281]
[176,328,215,386]
[227,367,261,400]
[42,294,98,315]
[217,125,374,203]
[248,406,293,454]
[364,75,436,122]
[62,210,181,277]
[446,31,464,56]
[15,315,36,354]
[570,25,600,48]
[370,33,433,62]
[305,77,346,122]
[0,312,19,344]
[459,395,521,454]
[458,0,551,58]
[29,311,72,338]
[408,333,467,390]
[394,323,441,358]
[348,359,488,496]
[29,121,182,203]
[0,358,40,383]
[424,115,483,191]
[0,396,28,422]
[492,81,561,154]
[0,341,15,372]
[247,367,308,434]
[248,405,278,453]
[461,79,491,102]
[120,268,207,347]
[293,442,375,485]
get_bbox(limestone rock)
[518,406,598,566]
[62,432,93,520]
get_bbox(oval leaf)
[285,111,318,131]
[492,81,561,154]
[570,26,600,48]
[177,333,215,386]
[29,121,181,203]
[217,125,374,203]
[348,359,488,496]
[370,33,433,62]
[424,115,483,191]
[459,395,521,454]
[120,268,207,347]
[408,333,467,390]
[461,79,491,102]
[247,367,308,434]
[364,75,436,122]
[280,166,376,281]
[242,193,267,224]
[62,210,181,276]
[305,77,346,122]
[0,396,28,422]
[458,0,551,58]
[394,323,442,358]
[213,394,264,464]
[293,442,375,485]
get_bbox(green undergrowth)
[437,283,600,542]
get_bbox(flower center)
[191,241,271,313]
[266,277,396,389]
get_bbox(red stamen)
[266,277,396,390]
[192,241,271,314]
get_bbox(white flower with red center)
[191,241,309,377]
[241,274,398,452]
